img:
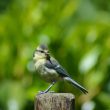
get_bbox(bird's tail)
[64,77,88,94]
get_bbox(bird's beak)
[33,49,37,58]
[33,52,35,58]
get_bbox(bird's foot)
[38,91,55,95]
[38,91,46,95]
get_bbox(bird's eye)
[40,50,44,53]
[36,50,44,53]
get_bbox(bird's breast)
[34,59,61,82]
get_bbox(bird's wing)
[45,57,70,77]
[45,57,88,94]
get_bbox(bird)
[33,44,88,94]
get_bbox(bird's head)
[33,44,50,62]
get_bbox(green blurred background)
[0,0,110,110]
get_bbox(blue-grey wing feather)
[45,57,70,77]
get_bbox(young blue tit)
[33,44,88,94]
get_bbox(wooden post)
[35,93,75,110]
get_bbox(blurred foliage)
[0,0,110,110]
